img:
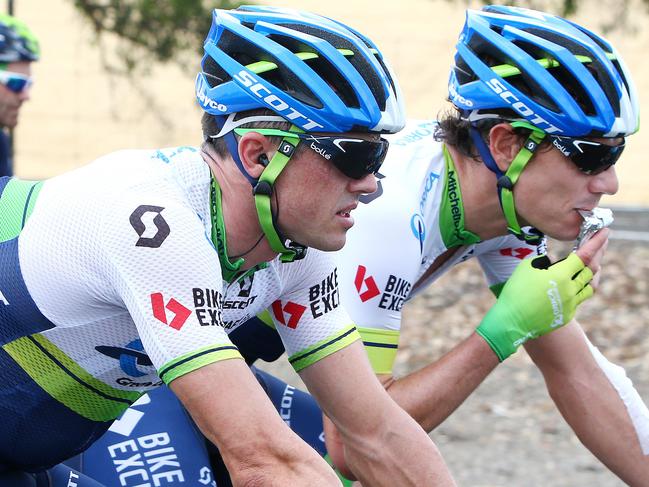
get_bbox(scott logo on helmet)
[485,78,562,134]
[234,70,325,131]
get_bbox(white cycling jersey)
[0,146,356,468]
[335,120,544,373]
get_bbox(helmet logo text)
[234,70,324,131]
[485,78,562,134]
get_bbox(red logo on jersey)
[354,265,380,302]
[271,300,307,329]
[500,247,534,260]
[150,293,192,330]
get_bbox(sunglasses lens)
[551,136,625,175]
[306,136,389,179]
[0,75,30,93]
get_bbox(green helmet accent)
[0,14,39,63]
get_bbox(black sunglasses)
[548,135,625,175]
[234,128,389,179]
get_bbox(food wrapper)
[573,207,614,250]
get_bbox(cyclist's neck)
[445,143,509,241]
[202,149,277,272]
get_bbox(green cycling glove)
[477,253,594,361]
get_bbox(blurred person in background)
[0,13,39,177]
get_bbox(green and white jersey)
[336,120,545,374]
[0,146,357,465]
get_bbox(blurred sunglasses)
[0,71,33,93]
[234,128,389,180]
[548,135,625,175]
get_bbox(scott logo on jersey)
[129,205,170,248]
[353,266,412,311]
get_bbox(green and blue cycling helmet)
[447,6,639,243]
[196,6,405,261]
[0,14,39,63]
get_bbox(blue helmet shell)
[448,6,639,137]
[196,6,405,134]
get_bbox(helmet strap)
[212,115,307,262]
[469,122,546,245]
[253,133,307,263]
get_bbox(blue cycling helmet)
[196,6,405,265]
[448,6,639,137]
[0,14,39,63]
[196,6,405,134]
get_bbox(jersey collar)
[209,176,266,283]
[440,145,481,248]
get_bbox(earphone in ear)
[258,154,270,167]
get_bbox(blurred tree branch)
[70,0,245,126]
[70,0,246,75]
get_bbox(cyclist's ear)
[488,123,524,172]
[238,131,273,178]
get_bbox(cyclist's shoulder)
[386,119,440,149]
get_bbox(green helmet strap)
[253,134,306,263]
[498,121,546,243]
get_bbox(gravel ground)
[261,236,649,487]
[399,238,649,487]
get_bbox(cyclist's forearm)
[171,360,341,486]
[301,342,456,486]
[383,332,499,432]
[526,321,649,486]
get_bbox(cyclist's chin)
[300,232,347,252]
[539,219,581,242]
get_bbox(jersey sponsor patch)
[352,265,412,311]
[499,247,534,260]
[129,205,170,248]
[308,269,340,318]
[354,265,381,302]
[150,293,192,330]
[192,288,224,326]
[96,339,153,378]
[272,300,307,329]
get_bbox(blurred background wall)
[9,0,649,205]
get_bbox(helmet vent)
[268,32,360,109]
[526,28,620,117]
[453,55,476,85]
[216,28,322,108]
[466,32,556,112]
[279,23,387,111]
[203,55,230,87]
[372,53,397,100]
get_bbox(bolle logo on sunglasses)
[234,70,325,131]
[485,78,562,134]
[551,138,571,157]
[310,142,332,160]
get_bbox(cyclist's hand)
[477,229,608,361]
